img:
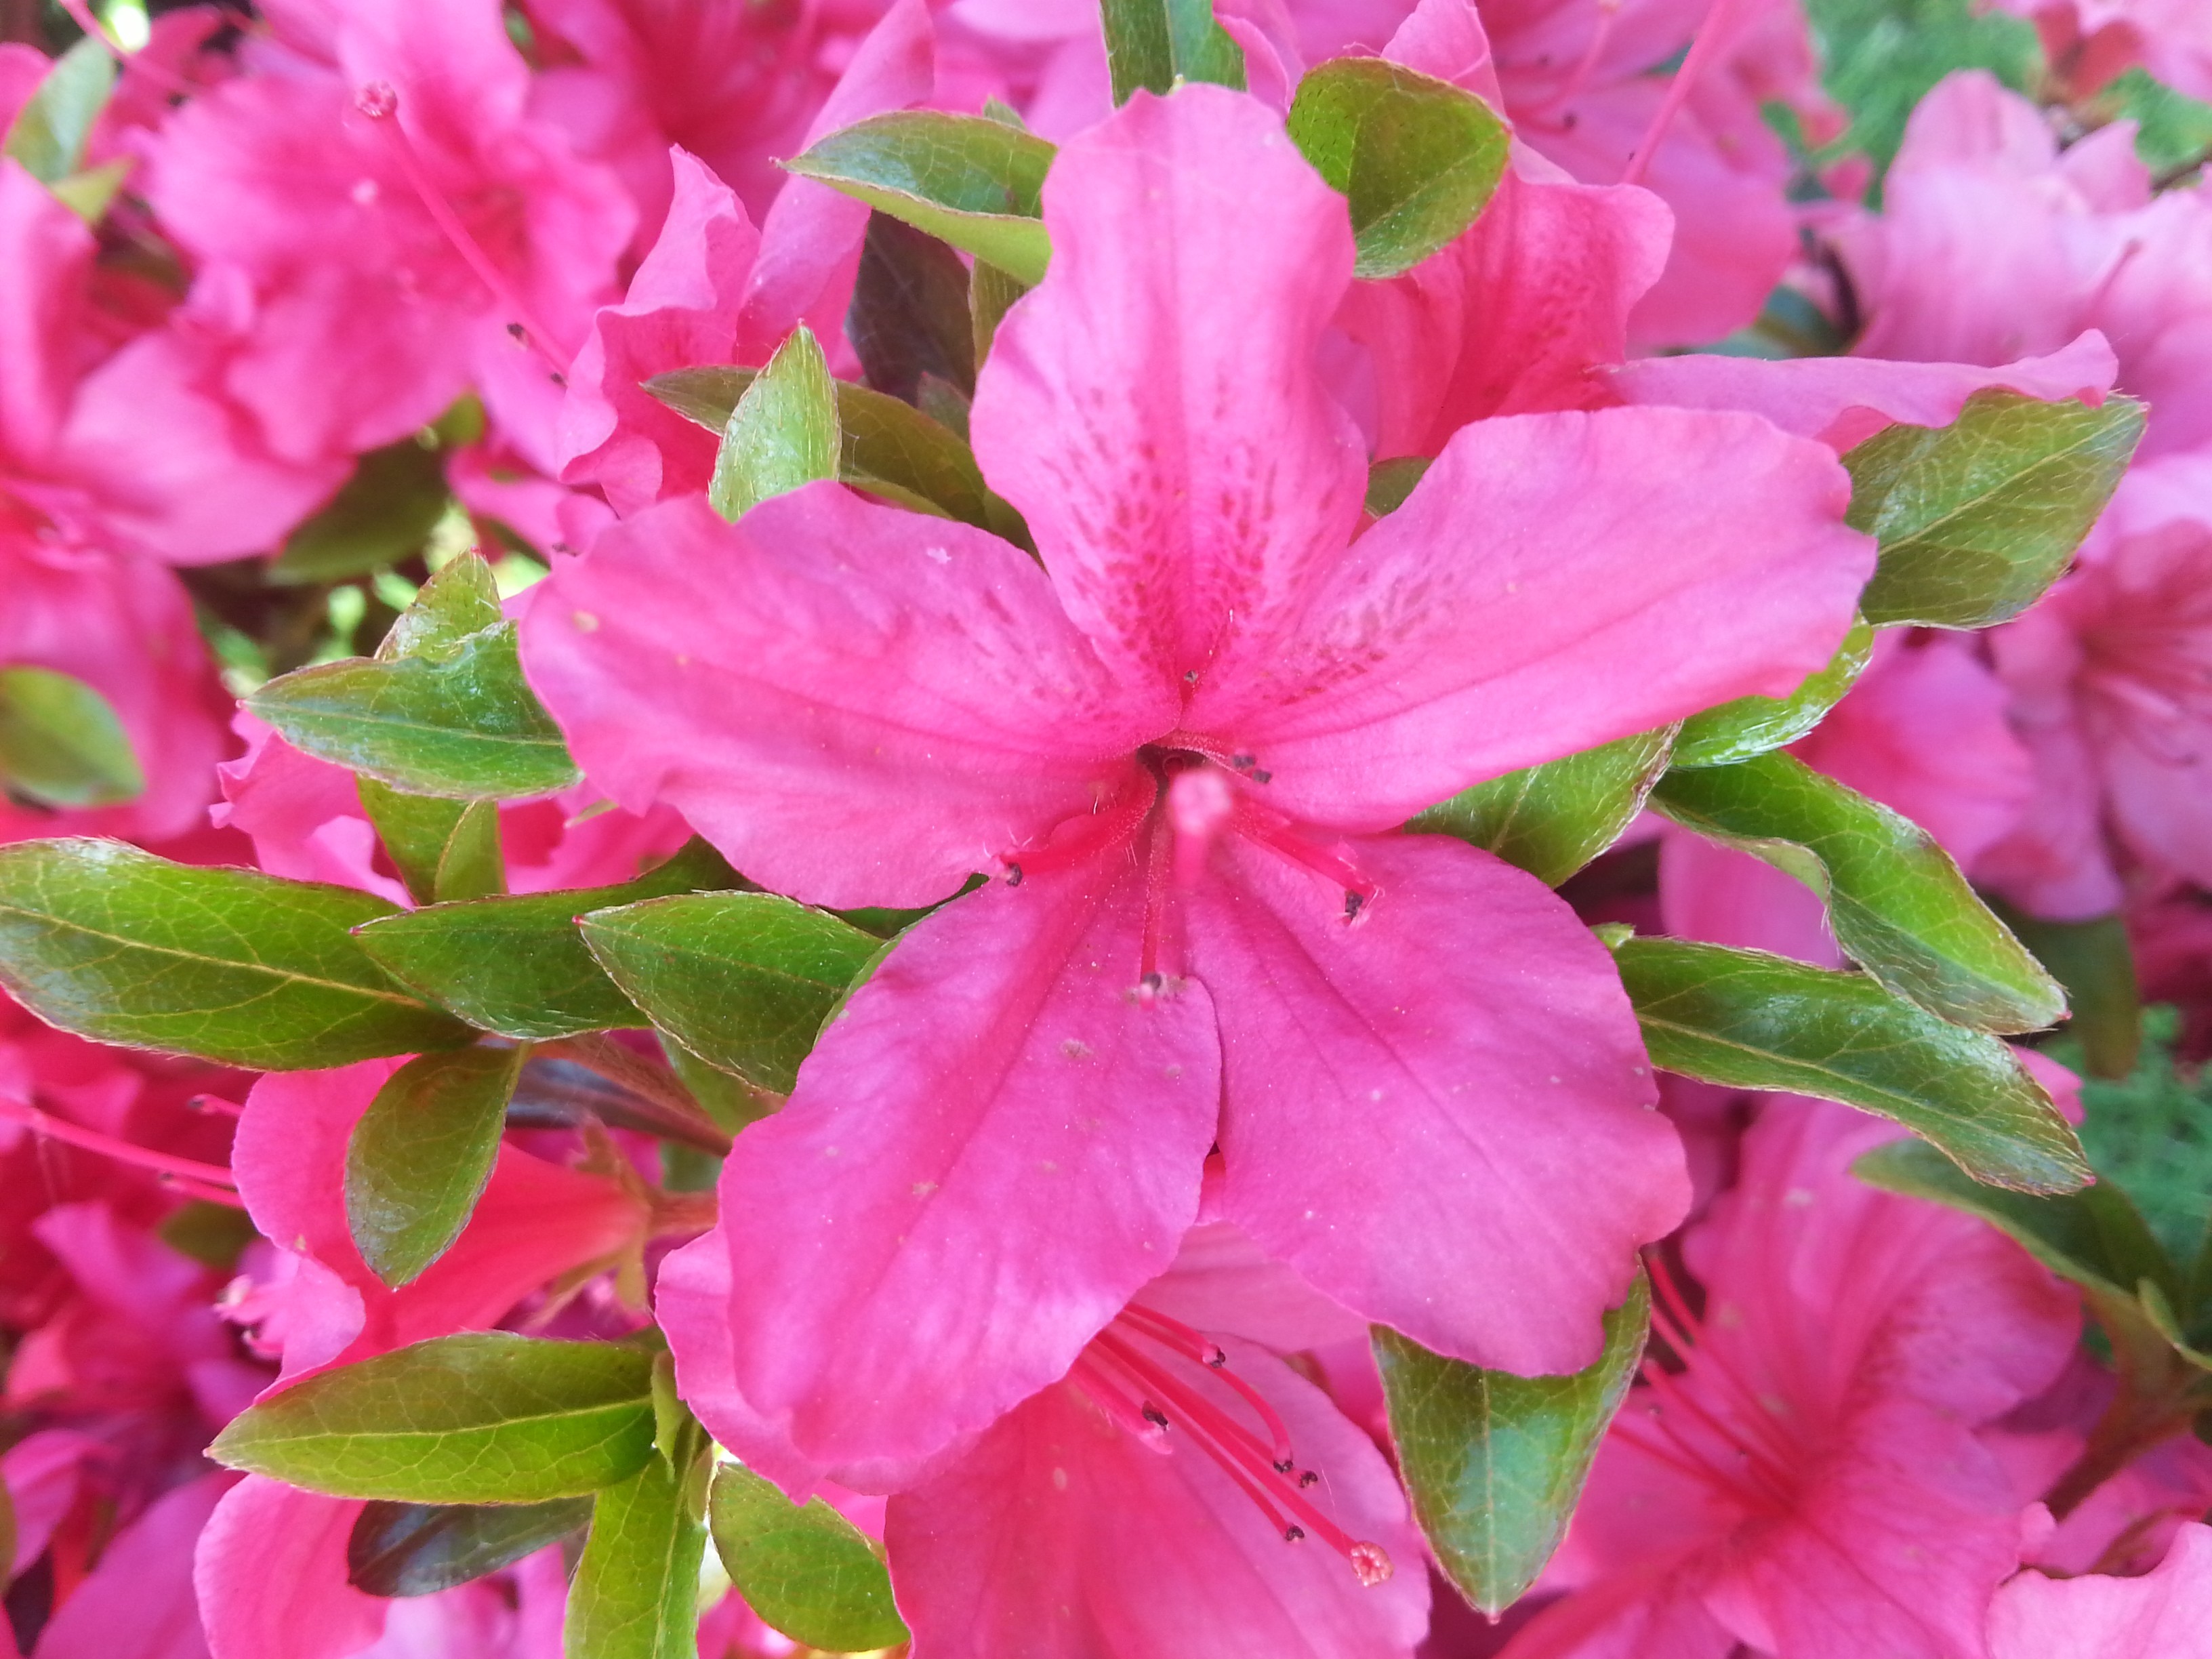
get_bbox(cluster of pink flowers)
[3,0,2212,1656]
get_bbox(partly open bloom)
[525,83,1874,1494]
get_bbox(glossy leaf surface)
[1101,0,1246,103]
[2,35,112,184]
[1846,391,2144,628]
[346,1497,592,1597]
[1286,58,1511,277]
[579,893,882,1092]
[1614,936,2089,1193]
[848,213,977,402]
[710,325,840,522]
[272,439,451,586]
[345,1044,527,1289]
[0,666,144,810]
[211,1334,657,1503]
[357,781,504,906]
[1992,903,2141,1080]
[1412,728,1673,887]
[564,1445,708,1659]
[1652,752,2064,1033]
[708,1463,908,1652]
[1375,1273,1649,1614]
[1672,617,1875,768]
[0,840,467,1067]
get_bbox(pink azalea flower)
[1978,452,2212,918]
[144,0,634,476]
[523,84,1872,1490]
[1988,0,2212,103]
[28,1469,230,1659]
[1501,1099,2080,1659]
[1989,1522,2212,1659]
[870,1221,1433,1657]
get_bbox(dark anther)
[1344,891,1366,920]
[1250,769,1272,783]
[1005,863,1025,888]
[548,372,566,388]
[1204,1347,1227,1368]
[1230,753,1256,770]
[1284,1525,1307,1543]
[1273,1458,1294,1475]
[507,322,527,342]
[1298,1470,1319,1488]
[1139,972,1164,994]
[1183,669,1200,684]
[1141,1404,1170,1429]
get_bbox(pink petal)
[659,857,1220,1493]
[0,157,91,466]
[557,148,760,515]
[1337,166,1671,458]
[884,1337,1429,1658]
[193,1479,384,1659]
[1189,832,1688,1374]
[37,1473,229,1659]
[1992,1523,2212,1658]
[1212,406,1871,831]
[3,1428,104,1576]
[970,84,1368,698]
[1609,332,2118,452]
[1130,1223,1370,1354]
[1659,830,1841,966]
[1383,0,1505,103]
[520,487,1164,909]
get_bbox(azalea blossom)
[523,82,1873,1494]
[1988,1521,2212,1659]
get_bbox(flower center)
[1067,1303,1394,1588]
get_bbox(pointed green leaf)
[272,438,452,586]
[48,155,131,224]
[970,258,1028,366]
[1673,616,1875,768]
[1101,0,1246,102]
[1412,728,1674,888]
[210,1333,658,1503]
[1286,57,1511,278]
[848,213,977,402]
[710,325,840,522]
[378,553,504,659]
[3,36,115,184]
[157,1198,259,1271]
[358,781,506,906]
[708,1463,907,1653]
[1651,752,2064,1033]
[0,839,469,1067]
[1375,1273,1649,1614]
[247,623,578,800]
[354,840,739,1041]
[565,1441,709,1659]
[347,1497,593,1597]
[0,665,144,809]
[1990,903,2141,1080]
[346,1044,527,1289]
[1613,935,2089,1193]
[579,893,882,1093]
[784,112,1055,287]
[1364,455,1431,518]
[1846,391,2144,628]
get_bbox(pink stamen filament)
[1645,1255,1801,1475]
[1621,0,1745,188]
[353,84,579,371]
[159,1173,250,1210]
[1521,0,1624,117]
[1002,786,1154,888]
[1136,806,1176,987]
[1116,1305,1296,1470]
[1231,800,1376,915]
[0,1097,238,1190]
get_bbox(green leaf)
[1364,455,1431,518]
[347,1497,593,1597]
[565,1444,709,1659]
[784,112,1055,287]
[272,439,452,586]
[1672,617,1875,768]
[1101,0,1246,103]
[1847,392,2144,628]
[2051,1005,2212,1266]
[47,155,131,224]
[353,840,739,1041]
[970,258,1028,367]
[647,365,1027,544]
[380,552,504,659]
[247,623,579,800]
[2093,68,2212,182]
[1286,58,1511,278]
[2,35,114,185]
[0,839,470,1067]
[710,325,840,522]
[579,894,886,1092]
[708,1463,907,1653]
[210,1333,657,1503]
[1612,935,2089,1193]
[848,213,977,403]
[1853,1137,2174,1305]
[1991,903,2140,1080]
[358,782,506,906]
[0,665,145,809]
[1375,1274,1649,1614]
[1802,0,2041,184]
[346,1044,527,1289]
[1651,752,2064,1033]
[1410,728,1674,888]
[157,1198,259,1271]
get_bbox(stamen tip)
[1284,1525,1306,1543]
[1349,1542,1394,1587]
[354,80,398,119]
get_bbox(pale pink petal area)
[520,487,1164,909]
[1187,832,1686,1374]
[1659,829,1840,966]
[0,158,91,465]
[557,148,760,515]
[1995,1523,2212,1658]
[1337,168,1672,458]
[213,719,407,904]
[1382,0,1504,102]
[36,1472,228,1659]
[1608,331,2118,451]
[884,1337,1429,1659]
[659,857,1221,1494]
[1214,407,1871,830]
[970,84,1368,697]
[194,1479,384,1659]
[1129,1223,1370,1354]
[3,1428,103,1576]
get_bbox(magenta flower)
[522,83,1872,1490]
[1502,1101,2078,1659]
[1990,1522,2212,1659]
